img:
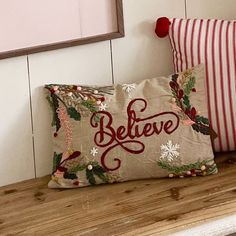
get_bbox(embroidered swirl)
[90,98,180,171]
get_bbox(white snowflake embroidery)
[90,147,98,157]
[99,103,108,111]
[122,83,136,98]
[160,140,180,162]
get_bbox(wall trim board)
[26,55,37,178]
[185,0,188,18]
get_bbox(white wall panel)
[112,0,185,84]
[0,57,34,186]
[29,42,113,177]
[187,0,236,19]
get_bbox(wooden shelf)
[0,152,236,235]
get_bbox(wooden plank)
[0,152,236,235]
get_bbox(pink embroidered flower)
[57,106,73,151]
[182,119,195,126]
[54,170,64,178]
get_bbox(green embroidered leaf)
[157,160,209,174]
[94,114,100,122]
[86,169,96,185]
[192,124,210,135]
[96,173,108,183]
[184,76,196,95]
[67,107,81,121]
[93,165,108,183]
[195,115,209,125]
[192,116,211,135]
[94,172,108,183]
[53,152,62,172]
[93,165,106,173]
[81,100,97,113]
[63,172,78,180]
[172,74,179,82]
[51,94,61,131]
[207,165,217,175]
[67,164,86,175]
[183,95,191,109]
[46,95,54,109]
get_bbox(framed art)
[0,0,124,59]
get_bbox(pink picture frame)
[0,0,124,59]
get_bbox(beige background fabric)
[48,64,216,188]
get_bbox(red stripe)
[212,20,223,151]
[227,22,236,150]
[204,19,216,149]
[219,20,230,150]
[198,20,204,65]
[211,20,222,151]
[171,18,178,72]
[184,19,190,69]
[169,18,236,151]
[190,19,197,67]
[177,19,184,72]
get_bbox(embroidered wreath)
[169,69,210,135]
[45,84,116,186]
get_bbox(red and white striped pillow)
[168,18,236,152]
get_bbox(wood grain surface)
[0,152,236,235]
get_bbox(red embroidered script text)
[90,98,180,171]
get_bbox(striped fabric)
[168,18,236,152]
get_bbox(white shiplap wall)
[1,0,236,186]
[112,0,185,84]
[0,57,35,186]
[29,41,113,177]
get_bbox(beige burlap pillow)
[45,64,217,188]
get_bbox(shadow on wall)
[113,20,174,84]
[31,86,54,178]
[135,21,174,76]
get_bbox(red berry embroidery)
[73,181,79,186]
[50,89,55,94]
[178,89,184,99]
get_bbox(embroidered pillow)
[45,64,217,188]
[167,18,236,152]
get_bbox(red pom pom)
[155,17,170,38]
